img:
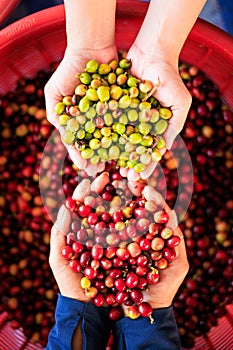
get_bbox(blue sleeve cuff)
[46,294,112,350]
[113,306,181,350]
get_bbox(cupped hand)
[44,46,118,177]
[49,173,109,300]
[141,185,189,309]
[49,204,90,301]
[123,44,192,181]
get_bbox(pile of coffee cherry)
[55,58,172,173]
[61,168,181,322]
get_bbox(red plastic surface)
[0,2,233,349]
[0,0,21,24]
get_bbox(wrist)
[64,0,116,51]
[131,39,179,68]
[150,302,172,309]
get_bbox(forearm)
[64,0,116,50]
[46,294,111,350]
[135,0,207,64]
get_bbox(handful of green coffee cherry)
[55,58,172,173]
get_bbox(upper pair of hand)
[44,44,192,181]
[49,173,189,310]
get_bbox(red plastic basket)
[0,1,233,107]
[0,2,233,349]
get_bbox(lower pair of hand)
[49,172,189,310]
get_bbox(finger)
[163,124,179,151]
[140,161,157,180]
[172,226,188,267]
[127,168,140,182]
[47,109,61,129]
[119,167,129,178]
[163,100,191,150]
[128,181,146,197]
[142,185,165,206]
[142,185,172,214]
[85,162,105,177]
[66,144,88,169]
[166,209,178,229]
[52,204,71,238]
[90,172,110,193]
[44,81,63,129]
[72,179,91,202]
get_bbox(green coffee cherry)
[110,86,123,100]
[55,102,65,115]
[156,137,166,149]
[151,148,162,162]
[159,107,173,120]
[86,88,99,102]
[81,148,94,159]
[67,118,79,132]
[86,106,96,119]
[58,114,70,126]
[63,96,72,106]
[79,72,92,85]
[75,84,88,96]
[97,86,110,102]
[127,76,139,87]
[89,138,101,150]
[98,63,111,75]
[84,121,96,133]
[109,145,120,160]
[119,58,131,69]
[134,163,146,172]
[118,95,131,109]
[85,59,99,73]
[79,97,90,113]
[154,119,168,134]
[108,72,117,85]
[62,130,75,144]
[138,122,151,136]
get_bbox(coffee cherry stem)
[149,315,155,324]
[142,77,161,102]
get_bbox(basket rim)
[0,3,233,57]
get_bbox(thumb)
[50,205,71,267]
[52,204,71,238]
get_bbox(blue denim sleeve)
[46,294,112,350]
[113,306,181,350]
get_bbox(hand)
[123,43,192,182]
[49,204,90,301]
[141,185,189,309]
[49,173,109,300]
[44,46,118,177]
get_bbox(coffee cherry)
[125,305,140,319]
[138,302,154,322]
[94,293,105,307]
